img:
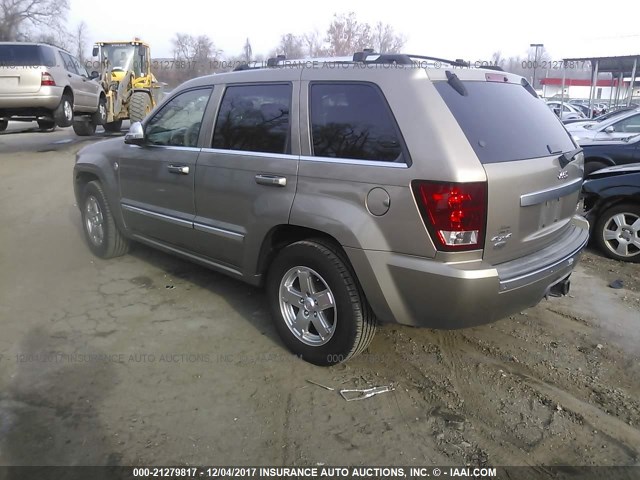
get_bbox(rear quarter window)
[435,80,575,163]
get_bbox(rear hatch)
[433,71,582,264]
[0,44,53,94]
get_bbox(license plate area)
[539,197,562,229]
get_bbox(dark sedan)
[582,164,640,262]
[580,134,640,175]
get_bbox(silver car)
[546,101,585,121]
[0,42,106,132]
[73,53,589,365]
[570,109,640,142]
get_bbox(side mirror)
[92,46,99,57]
[604,125,615,133]
[89,71,99,80]
[124,122,145,145]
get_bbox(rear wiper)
[558,147,583,169]
[445,70,467,96]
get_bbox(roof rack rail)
[267,54,286,67]
[233,63,255,71]
[351,51,468,67]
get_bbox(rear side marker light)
[412,181,488,251]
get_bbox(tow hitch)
[547,275,571,298]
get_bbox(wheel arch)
[73,165,128,236]
[253,224,394,323]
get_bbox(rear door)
[59,51,90,109]
[434,75,582,264]
[193,80,299,273]
[0,44,51,95]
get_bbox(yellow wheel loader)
[87,39,161,133]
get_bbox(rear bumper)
[346,215,590,329]
[0,87,62,113]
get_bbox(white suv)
[0,42,106,132]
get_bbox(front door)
[118,87,213,250]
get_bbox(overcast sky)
[68,0,640,60]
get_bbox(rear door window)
[435,81,575,163]
[212,83,292,154]
[309,83,405,163]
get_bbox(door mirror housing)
[604,125,615,133]
[89,71,99,80]
[125,122,145,145]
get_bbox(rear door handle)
[167,165,190,175]
[255,174,287,187]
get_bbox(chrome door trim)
[121,203,193,229]
[193,222,245,242]
[299,155,408,168]
[199,148,298,160]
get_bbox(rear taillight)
[412,181,487,251]
[41,72,56,86]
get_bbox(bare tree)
[274,33,305,59]
[303,30,327,57]
[0,0,70,41]
[490,51,505,69]
[372,22,405,54]
[173,34,221,63]
[242,38,252,63]
[73,21,89,64]
[325,12,372,56]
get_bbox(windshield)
[100,44,146,76]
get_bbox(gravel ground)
[0,137,638,468]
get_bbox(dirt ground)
[0,135,639,468]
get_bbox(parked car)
[546,101,585,121]
[0,42,106,133]
[580,134,640,175]
[570,109,640,142]
[582,164,640,262]
[565,106,638,129]
[73,53,589,365]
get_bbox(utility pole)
[530,43,544,90]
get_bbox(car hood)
[77,136,124,158]
[566,121,596,132]
[587,162,640,178]
[579,134,640,147]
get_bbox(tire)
[37,119,56,132]
[129,91,151,124]
[266,239,377,366]
[80,181,130,259]
[73,119,97,136]
[53,93,73,127]
[0,120,7,132]
[594,203,640,262]
[91,97,107,126]
[103,120,123,133]
[585,161,609,176]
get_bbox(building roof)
[562,55,640,76]
[540,78,624,86]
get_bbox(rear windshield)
[0,45,56,67]
[435,80,575,163]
